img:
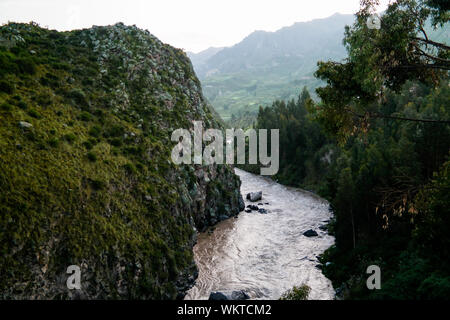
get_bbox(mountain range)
[188,13,355,122]
[188,13,449,124]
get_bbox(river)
[185,168,335,300]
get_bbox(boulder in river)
[318,225,328,231]
[209,290,250,300]
[258,208,267,214]
[209,291,228,300]
[246,191,262,202]
[230,290,250,300]
[245,209,252,213]
[303,229,318,237]
[248,204,259,211]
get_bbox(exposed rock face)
[0,22,242,299]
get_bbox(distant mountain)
[187,47,224,70]
[190,13,355,121]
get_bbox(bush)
[104,124,125,138]
[79,111,92,121]
[109,137,122,147]
[15,57,37,75]
[123,163,136,174]
[27,109,41,119]
[82,140,94,150]
[66,88,88,107]
[90,179,105,190]
[279,284,311,300]
[88,125,102,137]
[36,93,52,107]
[87,151,97,162]
[0,103,13,112]
[63,133,76,143]
[0,80,14,94]
[48,137,59,148]
[17,101,28,110]
[418,274,450,299]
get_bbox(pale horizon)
[0,0,389,53]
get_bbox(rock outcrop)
[0,22,243,299]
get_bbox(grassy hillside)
[0,22,242,299]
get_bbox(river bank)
[185,168,335,300]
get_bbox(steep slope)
[191,13,355,121]
[0,22,243,299]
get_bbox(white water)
[185,168,335,300]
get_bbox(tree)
[313,0,449,142]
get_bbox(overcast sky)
[0,0,389,53]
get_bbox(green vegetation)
[239,87,332,192]
[189,14,355,122]
[248,0,449,299]
[0,22,240,299]
[190,8,448,126]
[279,284,311,300]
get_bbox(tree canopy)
[314,0,449,143]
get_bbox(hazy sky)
[0,0,389,53]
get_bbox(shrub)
[27,109,41,119]
[79,111,92,121]
[88,125,102,137]
[48,137,59,148]
[15,57,37,75]
[35,93,52,107]
[66,88,88,107]
[109,137,122,147]
[0,103,13,112]
[87,151,97,162]
[0,80,13,94]
[63,133,76,143]
[17,101,28,110]
[279,284,311,300]
[104,124,125,138]
[123,163,136,174]
[82,140,94,150]
[90,179,105,190]
[81,78,94,86]
[40,73,59,88]
[51,62,71,71]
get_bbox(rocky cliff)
[0,22,243,299]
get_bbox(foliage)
[279,284,311,300]
[314,0,449,142]
[0,22,240,299]
[241,87,334,191]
